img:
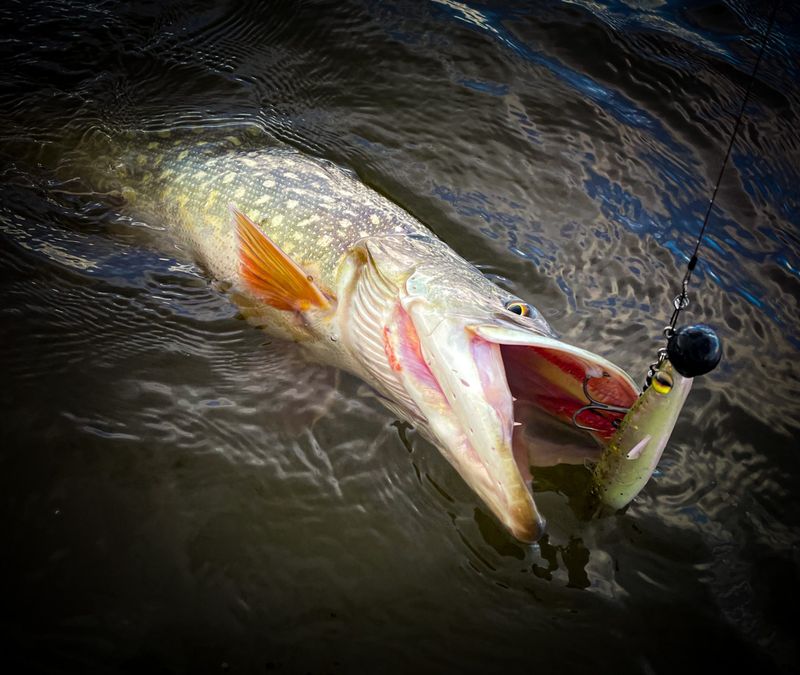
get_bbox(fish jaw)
[381,303,641,541]
[399,300,546,542]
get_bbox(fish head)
[341,234,639,542]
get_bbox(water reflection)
[1,0,798,673]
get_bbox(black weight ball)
[666,324,722,378]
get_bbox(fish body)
[86,134,690,542]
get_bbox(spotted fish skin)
[118,139,429,296]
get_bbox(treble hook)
[572,373,631,432]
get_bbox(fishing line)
[645,0,780,387]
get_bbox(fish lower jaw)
[444,432,544,543]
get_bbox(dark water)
[1,0,798,673]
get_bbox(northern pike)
[74,132,708,542]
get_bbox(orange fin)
[232,206,330,312]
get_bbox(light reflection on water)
[0,0,798,673]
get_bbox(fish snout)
[505,500,547,543]
[400,303,546,541]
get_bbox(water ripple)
[1,1,798,672]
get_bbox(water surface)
[1,1,798,673]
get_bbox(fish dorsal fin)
[232,206,331,312]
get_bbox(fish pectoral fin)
[232,205,331,312]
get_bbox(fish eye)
[652,370,673,395]
[505,300,531,317]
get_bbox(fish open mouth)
[500,343,636,440]
[473,324,639,472]
[473,325,639,535]
[393,300,639,542]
